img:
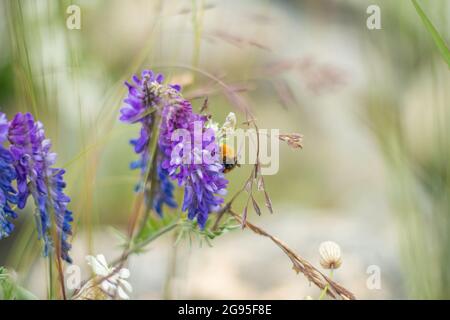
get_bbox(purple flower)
[152,163,177,216]
[120,71,160,175]
[0,113,18,239]
[8,113,73,263]
[121,69,228,228]
[120,70,177,216]
[159,100,228,229]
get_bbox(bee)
[220,143,240,173]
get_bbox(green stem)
[163,230,179,299]
[411,0,450,67]
[318,269,334,300]
[47,254,54,300]
[134,222,178,252]
[113,221,179,266]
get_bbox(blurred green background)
[0,0,449,299]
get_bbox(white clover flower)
[223,112,236,130]
[319,241,342,270]
[85,254,132,300]
[220,112,237,138]
[210,112,238,144]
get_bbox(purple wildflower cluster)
[0,112,73,263]
[0,113,18,239]
[120,71,178,215]
[120,70,228,228]
[158,99,228,228]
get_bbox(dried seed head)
[72,278,109,300]
[319,241,342,270]
[278,133,303,149]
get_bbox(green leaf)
[411,0,450,67]
[0,267,38,300]
[13,286,38,300]
[134,212,178,245]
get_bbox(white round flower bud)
[319,241,342,270]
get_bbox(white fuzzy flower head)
[85,254,132,300]
[222,112,237,132]
[217,112,237,142]
[319,241,342,270]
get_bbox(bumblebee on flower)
[120,69,231,229]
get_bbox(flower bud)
[319,241,342,270]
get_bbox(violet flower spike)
[121,69,228,228]
[159,99,228,229]
[0,113,18,239]
[7,112,73,263]
[120,70,178,216]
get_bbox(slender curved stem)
[318,269,333,300]
[112,221,179,266]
